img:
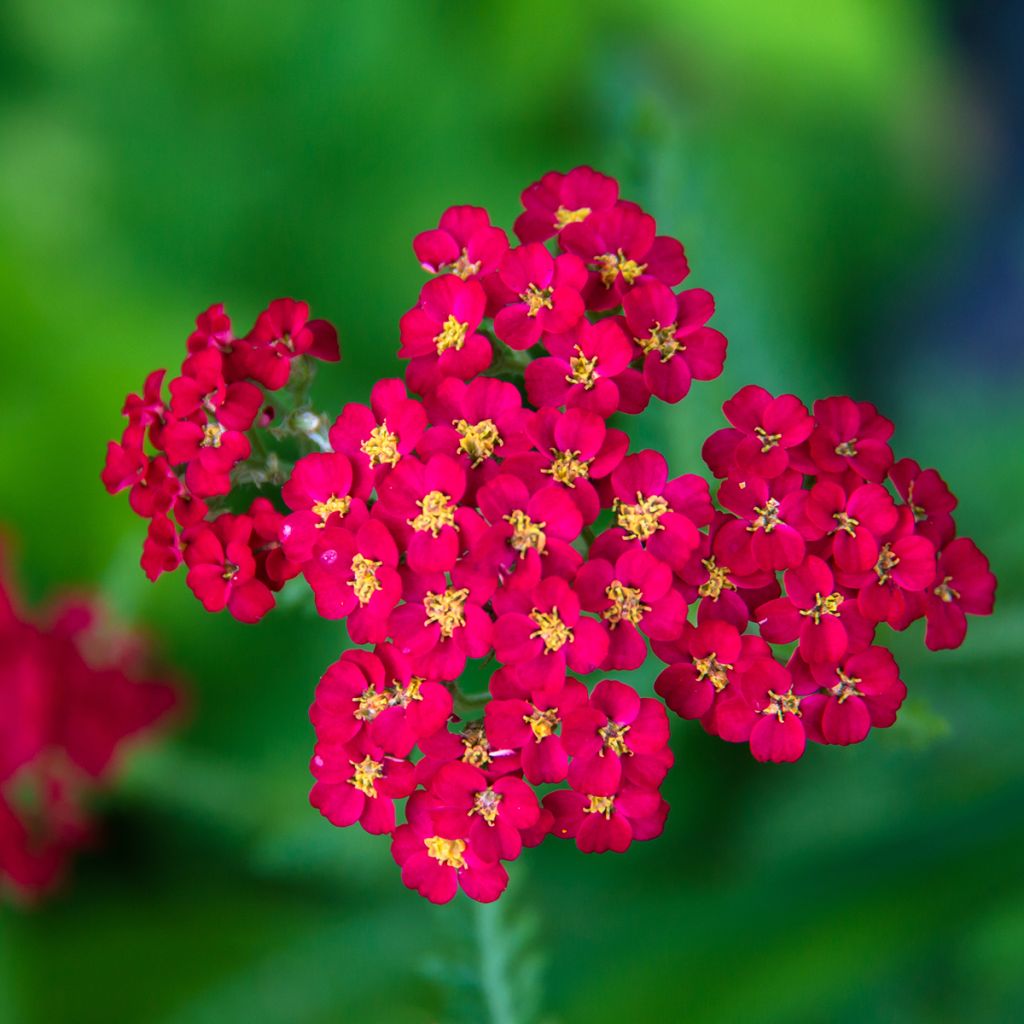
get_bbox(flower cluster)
[103,166,995,904]
[0,541,178,900]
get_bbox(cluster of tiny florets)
[103,166,996,904]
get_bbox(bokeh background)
[1,2,1022,1021]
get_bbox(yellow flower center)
[615,491,669,541]
[469,787,503,826]
[873,543,900,584]
[348,553,383,604]
[454,417,502,466]
[447,248,482,280]
[543,448,592,487]
[598,721,631,756]
[503,509,547,557]
[830,669,863,704]
[529,607,573,653]
[566,345,599,389]
[749,497,782,534]
[423,586,470,639]
[424,835,467,869]
[833,511,859,536]
[523,707,559,742]
[311,494,351,528]
[348,755,384,798]
[602,580,650,628]
[385,676,424,708]
[361,422,401,468]
[408,490,457,536]
[761,689,802,722]
[522,283,554,317]
[461,722,492,767]
[799,591,845,624]
[754,426,783,452]
[434,314,469,354]
[693,652,733,693]
[934,575,960,603]
[636,321,681,362]
[584,793,616,818]
[595,249,647,288]
[555,204,591,229]
[353,687,390,722]
[202,423,224,448]
[698,557,736,601]
[835,439,858,457]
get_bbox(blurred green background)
[1,1,1021,1021]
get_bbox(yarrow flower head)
[101,167,996,904]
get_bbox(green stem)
[473,898,518,1024]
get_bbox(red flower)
[561,202,688,310]
[562,679,671,794]
[493,244,587,350]
[310,735,416,835]
[544,785,669,854]
[798,396,894,482]
[716,473,807,572]
[241,298,340,390]
[919,537,996,650]
[413,205,509,280]
[514,166,619,243]
[391,791,509,904]
[428,761,540,862]
[703,385,814,479]
[622,282,726,403]
[575,549,688,671]
[525,317,636,417]
[718,657,806,762]
[889,458,957,548]
[399,276,491,394]
[802,481,899,573]
[183,514,275,623]
[756,555,872,665]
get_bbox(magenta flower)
[485,672,589,785]
[413,205,509,280]
[183,514,275,623]
[388,571,492,681]
[375,454,468,574]
[702,385,814,479]
[561,202,688,310]
[328,378,427,481]
[398,275,491,394]
[238,297,339,391]
[310,736,416,836]
[524,316,635,417]
[716,473,808,572]
[803,481,899,573]
[798,396,895,483]
[141,514,182,581]
[416,719,521,787]
[544,784,668,854]
[427,761,540,863]
[793,645,907,746]
[604,450,711,571]
[490,576,608,693]
[716,657,807,762]
[756,555,872,665]
[575,549,688,671]
[280,452,369,562]
[309,645,452,758]
[889,458,958,548]
[622,281,727,403]
[302,520,402,642]
[168,348,263,430]
[186,303,235,355]
[918,537,996,651]
[562,679,671,794]
[391,791,509,904]
[493,244,587,350]
[514,165,619,243]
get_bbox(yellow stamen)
[566,345,600,389]
[202,423,224,448]
[454,417,502,466]
[543,448,591,487]
[602,580,650,628]
[434,314,469,354]
[348,755,384,798]
[423,586,470,639]
[424,835,466,869]
[754,426,783,452]
[748,497,782,534]
[348,553,382,604]
[529,607,573,653]
[698,557,736,601]
[599,721,631,757]
[934,575,960,603]
[361,422,401,468]
[409,490,457,536]
[595,249,647,288]
[692,652,733,693]
[874,543,900,583]
[761,689,802,722]
[504,509,547,557]
[353,687,390,722]
[833,511,859,536]
[311,494,351,528]
[555,204,591,229]
[522,284,554,317]
[830,669,863,704]
[799,591,844,625]
[469,788,503,826]
[636,321,681,362]
[615,491,669,541]
[835,439,858,457]
[448,248,482,280]
[583,794,616,818]
[523,707,559,742]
